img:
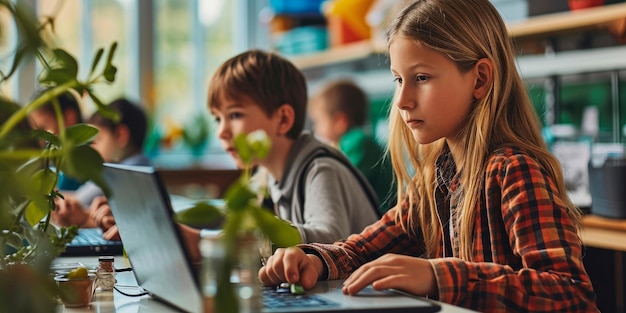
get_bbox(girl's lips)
[405,119,423,127]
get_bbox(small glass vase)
[200,231,263,313]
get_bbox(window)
[36,0,131,114]
[8,0,253,167]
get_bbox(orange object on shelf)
[568,0,604,11]
[326,0,376,46]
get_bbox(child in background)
[208,50,379,244]
[51,98,151,228]
[309,79,395,212]
[29,90,85,190]
[29,90,83,137]
[258,0,599,311]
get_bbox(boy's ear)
[472,58,493,100]
[63,109,80,126]
[334,112,349,135]
[116,125,131,147]
[276,104,295,136]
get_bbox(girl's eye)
[416,75,428,82]
[213,116,221,123]
[392,77,403,85]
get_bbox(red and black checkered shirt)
[301,147,599,312]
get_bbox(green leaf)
[103,42,118,82]
[90,47,104,76]
[60,145,104,183]
[64,124,99,147]
[223,181,255,212]
[24,168,57,226]
[247,130,271,160]
[234,133,251,164]
[39,68,77,86]
[249,205,301,248]
[103,64,117,82]
[105,42,118,67]
[30,129,60,147]
[52,49,79,80]
[175,202,224,228]
[25,201,48,227]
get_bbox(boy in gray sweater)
[207,50,379,243]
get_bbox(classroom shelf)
[507,2,626,39]
[517,44,626,78]
[290,2,626,70]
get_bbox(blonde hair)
[386,0,581,260]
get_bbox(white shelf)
[290,3,626,71]
[517,45,626,78]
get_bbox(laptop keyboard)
[262,286,340,309]
[62,228,123,256]
[71,230,101,244]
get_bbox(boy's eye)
[213,116,221,123]
[416,75,428,82]
[229,112,243,119]
[392,77,403,85]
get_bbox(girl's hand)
[342,254,437,297]
[258,247,323,290]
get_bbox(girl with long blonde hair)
[259,0,598,311]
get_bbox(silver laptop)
[102,163,441,313]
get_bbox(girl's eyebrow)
[390,62,434,73]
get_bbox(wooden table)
[581,215,626,312]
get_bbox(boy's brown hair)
[311,79,368,129]
[207,49,307,140]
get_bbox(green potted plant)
[175,130,301,313]
[0,1,118,311]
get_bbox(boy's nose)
[216,122,230,140]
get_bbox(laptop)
[102,163,441,313]
[62,227,123,256]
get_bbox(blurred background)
[1,0,625,201]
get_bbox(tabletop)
[53,256,478,313]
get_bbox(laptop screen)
[102,163,203,312]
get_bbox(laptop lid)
[102,163,440,313]
[102,163,203,312]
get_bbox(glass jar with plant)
[175,130,302,313]
[0,1,118,312]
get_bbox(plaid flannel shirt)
[301,147,598,312]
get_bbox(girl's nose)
[395,86,416,111]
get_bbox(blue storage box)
[270,0,326,14]
[274,26,328,56]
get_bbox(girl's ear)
[276,104,295,136]
[473,58,493,100]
